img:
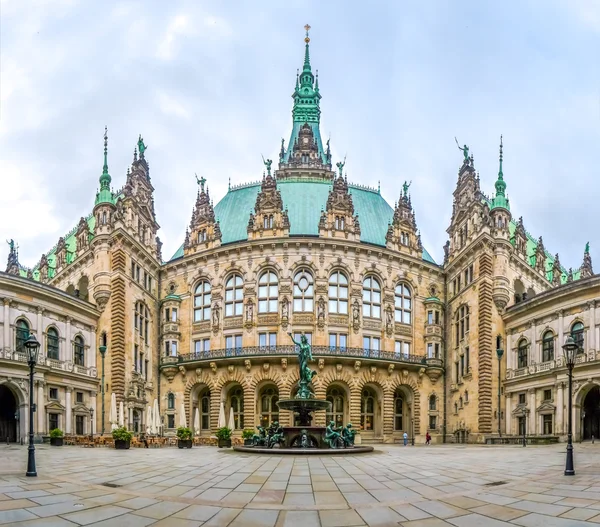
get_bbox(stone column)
[65,388,72,434]
[37,380,45,434]
[91,393,97,434]
[3,300,10,352]
[505,394,512,435]
[557,310,564,348]
[506,332,513,371]
[588,302,596,352]
[65,316,72,362]
[531,320,537,363]
[529,389,536,435]
[90,326,97,368]
[556,381,564,435]
[37,308,44,358]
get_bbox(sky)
[1,0,599,272]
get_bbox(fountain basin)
[276,398,331,426]
[233,445,374,455]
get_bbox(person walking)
[425,432,431,446]
[403,431,408,446]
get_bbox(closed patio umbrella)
[179,402,187,428]
[218,401,226,428]
[146,406,152,435]
[228,406,235,431]
[193,408,200,436]
[110,393,117,431]
[119,401,125,428]
[153,399,160,435]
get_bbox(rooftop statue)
[585,241,590,254]
[336,159,345,178]
[402,180,412,196]
[6,239,15,253]
[455,137,469,162]
[138,135,147,156]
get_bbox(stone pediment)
[511,404,529,416]
[45,401,65,412]
[536,401,556,414]
[72,403,90,414]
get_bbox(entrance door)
[0,386,18,442]
[583,386,600,440]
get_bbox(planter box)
[178,439,192,449]
[50,437,64,447]
[114,440,131,450]
[218,438,232,448]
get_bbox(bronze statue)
[341,423,357,447]
[402,181,412,196]
[138,135,147,156]
[252,425,267,446]
[288,332,316,399]
[324,420,343,448]
[267,421,284,448]
[455,137,469,162]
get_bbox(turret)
[184,175,222,254]
[385,180,422,258]
[489,136,511,237]
[93,127,116,235]
[580,242,594,279]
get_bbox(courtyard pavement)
[0,443,598,526]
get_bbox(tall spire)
[303,24,311,73]
[490,134,510,211]
[95,126,113,206]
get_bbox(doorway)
[0,385,18,442]
[583,386,600,440]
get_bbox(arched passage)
[583,386,600,440]
[0,385,18,442]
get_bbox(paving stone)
[391,504,432,521]
[229,509,279,527]
[447,513,515,527]
[280,510,320,527]
[468,503,528,521]
[356,505,406,525]
[283,492,315,505]
[315,490,347,505]
[320,508,366,527]
[414,501,469,519]
[559,508,599,521]
[60,505,132,525]
[0,508,39,524]
[135,501,190,519]
[203,508,242,526]
[85,513,157,526]
[509,500,573,517]
[173,504,222,521]
[117,497,161,510]
[511,512,594,526]
[398,519,454,526]
[6,517,79,526]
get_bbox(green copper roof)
[95,127,113,206]
[169,178,436,264]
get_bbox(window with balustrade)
[194,281,211,322]
[293,269,314,312]
[542,331,554,362]
[73,335,85,366]
[394,283,412,324]
[362,276,381,319]
[517,339,528,369]
[571,322,584,354]
[225,274,244,317]
[46,327,59,360]
[258,271,278,313]
[328,271,348,314]
[15,319,29,353]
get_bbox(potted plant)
[112,426,133,449]
[216,426,232,448]
[242,429,254,446]
[176,426,193,449]
[49,428,64,446]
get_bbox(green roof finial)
[95,126,113,206]
[303,24,311,74]
[585,241,590,254]
[490,135,510,212]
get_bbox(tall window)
[263,215,273,229]
[394,390,403,430]
[293,270,314,312]
[15,319,30,353]
[329,333,347,351]
[194,281,211,322]
[167,393,175,409]
[326,387,345,427]
[259,333,277,350]
[429,395,437,411]
[363,336,380,357]
[361,388,376,431]
[194,339,211,357]
[517,339,528,369]
[49,413,59,431]
[259,386,279,425]
[258,271,278,313]
[328,272,348,314]
[230,387,244,429]
[200,389,210,430]
[47,327,59,360]
[395,340,410,359]
[542,331,554,362]
[73,336,85,366]
[225,335,243,356]
[75,415,84,435]
[225,274,244,317]
[135,302,150,340]
[571,322,584,353]
[455,305,470,342]
[394,283,412,324]
[543,414,553,435]
[362,276,381,318]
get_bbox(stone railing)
[161,345,432,367]
[506,351,598,380]
[0,349,97,378]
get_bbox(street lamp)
[99,342,107,435]
[496,335,504,440]
[24,334,40,477]
[89,407,94,442]
[562,334,578,476]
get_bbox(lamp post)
[89,407,94,442]
[24,334,40,477]
[99,344,107,435]
[496,336,504,439]
[562,334,578,476]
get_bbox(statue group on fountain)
[252,422,284,448]
[324,421,357,449]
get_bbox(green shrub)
[176,427,193,440]
[49,428,63,438]
[111,426,133,442]
[241,429,254,440]
[215,426,232,440]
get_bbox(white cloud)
[156,91,191,120]
[156,14,193,60]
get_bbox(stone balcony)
[0,349,97,378]
[506,349,599,381]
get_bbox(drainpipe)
[443,273,448,443]
[156,268,162,428]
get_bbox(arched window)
[394,391,404,431]
[258,271,278,313]
[429,395,437,411]
[194,281,212,322]
[198,230,207,243]
[542,331,554,362]
[225,274,244,317]
[361,388,376,431]
[230,387,244,429]
[455,305,470,342]
[135,302,150,340]
[326,386,345,427]
[46,327,59,360]
[259,386,279,426]
[394,283,412,324]
[15,319,30,353]
[571,322,584,353]
[328,271,348,314]
[517,339,528,369]
[167,393,175,410]
[293,269,314,312]
[459,397,463,409]
[362,276,381,319]
[199,389,210,430]
[335,216,345,230]
[73,336,85,366]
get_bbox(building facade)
[5,29,598,443]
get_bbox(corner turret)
[184,175,222,254]
[580,242,594,279]
[93,127,116,235]
[489,136,511,236]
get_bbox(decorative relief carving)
[193,321,211,333]
[329,314,348,326]
[388,364,394,375]
[224,316,243,329]
[395,324,412,336]
[263,362,270,372]
[318,359,325,370]
[292,313,314,325]
[281,358,287,371]
[363,318,381,331]
[244,359,251,372]
[258,314,279,325]
[210,362,217,374]
[228,365,235,375]
[354,360,361,373]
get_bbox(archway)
[326,384,349,428]
[0,385,18,442]
[582,386,600,440]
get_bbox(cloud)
[156,91,191,120]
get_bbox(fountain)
[233,333,374,454]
